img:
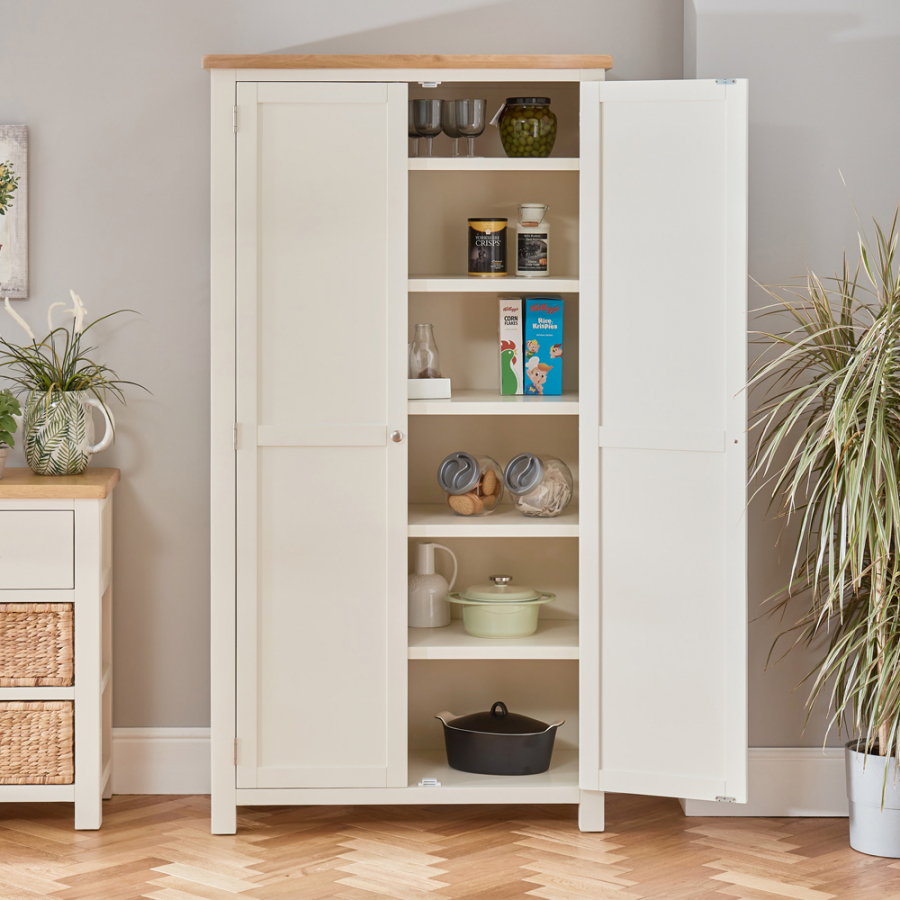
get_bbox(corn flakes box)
[499,297,524,395]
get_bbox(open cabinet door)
[595,80,748,803]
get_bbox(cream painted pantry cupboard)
[206,55,748,834]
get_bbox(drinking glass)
[440,101,463,158]
[455,99,486,158]
[408,101,421,157]
[413,99,443,158]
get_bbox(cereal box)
[523,297,563,396]
[499,297,523,395]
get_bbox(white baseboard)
[681,747,848,817]
[109,735,848,815]
[112,727,211,795]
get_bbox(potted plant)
[751,208,900,856]
[0,292,141,476]
[0,388,20,478]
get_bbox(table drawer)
[0,701,74,784]
[0,511,75,590]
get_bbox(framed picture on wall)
[0,125,28,298]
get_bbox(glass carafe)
[409,324,442,378]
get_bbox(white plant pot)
[0,446,8,479]
[23,389,114,476]
[846,740,900,858]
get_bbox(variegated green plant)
[751,206,900,760]
[0,292,142,421]
[0,388,19,447]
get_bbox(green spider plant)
[0,292,143,417]
[750,207,900,759]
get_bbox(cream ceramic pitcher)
[408,542,457,628]
[22,390,114,476]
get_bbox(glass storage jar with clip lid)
[437,451,504,517]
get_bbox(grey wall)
[688,0,900,746]
[0,0,683,728]
[14,0,893,746]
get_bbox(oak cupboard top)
[0,468,120,500]
[202,54,613,70]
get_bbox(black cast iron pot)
[436,701,564,776]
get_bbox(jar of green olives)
[498,98,557,158]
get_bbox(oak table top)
[0,468,120,500]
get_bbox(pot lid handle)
[491,701,509,718]
[489,575,513,587]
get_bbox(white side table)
[0,468,119,829]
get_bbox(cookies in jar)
[437,451,504,517]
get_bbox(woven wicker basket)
[0,701,74,784]
[0,603,74,687]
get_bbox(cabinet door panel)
[235,81,407,790]
[596,80,748,803]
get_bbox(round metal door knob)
[391,430,404,443]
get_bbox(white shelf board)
[407,749,579,803]
[409,619,578,660]
[408,504,578,537]
[409,389,578,416]
[0,784,75,802]
[0,686,74,701]
[235,750,580,806]
[409,157,579,172]
[409,276,579,293]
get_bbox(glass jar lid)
[504,452,544,496]
[437,451,481,495]
[505,97,551,106]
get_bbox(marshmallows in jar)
[503,453,573,517]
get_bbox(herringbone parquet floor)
[0,795,894,900]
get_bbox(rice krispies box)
[523,297,563,396]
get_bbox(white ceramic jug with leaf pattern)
[23,390,114,476]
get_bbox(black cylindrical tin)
[468,218,508,277]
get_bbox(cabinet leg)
[578,789,605,832]
[212,798,237,835]
[74,795,102,830]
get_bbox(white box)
[408,378,452,399]
[499,297,524,395]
